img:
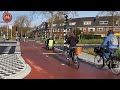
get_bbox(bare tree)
[97,11,120,31]
[31,11,79,38]
[14,15,32,38]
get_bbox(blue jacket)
[101,34,118,49]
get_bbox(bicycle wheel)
[66,51,72,65]
[94,54,104,69]
[110,57,120,75]
[73,55,80,69]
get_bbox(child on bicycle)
[100,30,119,61]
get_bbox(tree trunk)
[112,11,115,31]
[50,11,54,38]
[35,31,38,41]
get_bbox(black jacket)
[66,36,79,47]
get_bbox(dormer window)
[69,22,76,25]
[99,21,108,25]
[53,24,57,26]
[83,21,92,25]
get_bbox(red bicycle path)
[20,41,120,79]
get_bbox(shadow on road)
[49,54,70,66]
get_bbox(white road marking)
[43,52,63,54]
[3,46,11,53]
[61,64,65,66]
[45,55,48,57]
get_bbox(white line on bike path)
[42,53,63,55]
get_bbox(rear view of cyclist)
[100,30,119,61]
[66,32,79,59]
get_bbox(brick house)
[36,16,120,38]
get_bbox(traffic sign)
[2,11,12,23]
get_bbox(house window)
[53,29,56,32]
[88,28,95,32]
[80,28,82,30]
[61,23,65,26]
[53,24,57,26]
[58,29,59,32]
[67,29,70,32]
[97,28,103,32]
[83,21,92,25]
[69,22,76,25]
[116,21,118,24]
[83,28,86,32]
[99,21,108,25]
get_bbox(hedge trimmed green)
[80,34,105,39]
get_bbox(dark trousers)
[103,48,117,61]
[67,47,74,58]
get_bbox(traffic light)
[45,22,48,30]
[64,15,68,22]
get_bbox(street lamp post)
[6,23,8,40]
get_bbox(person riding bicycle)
[45,37,55,49]
[100,30,119,61]
[66,32,79,59]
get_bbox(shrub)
[115,49,120,57]
[80,34,104,39]
[80,39,103,44]
[82,48,95,55]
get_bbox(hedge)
[80,34,105,39]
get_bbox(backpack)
[110,36,118,46]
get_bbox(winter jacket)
[66,36,79,47]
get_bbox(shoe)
[74,60,78,63]
[106,60,109,65]
[67,58,70,60]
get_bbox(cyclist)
[100,30,119,62]
[66,32,79,60]
[45,37,55,49]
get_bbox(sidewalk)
[0,41,31,79]
[77,52,95,65]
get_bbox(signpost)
[2,11,12,40]
[9,25,12,40]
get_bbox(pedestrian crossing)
[0,46,21,54]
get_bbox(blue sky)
[0,11,99,27]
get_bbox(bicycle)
[66,46,80,69]
[94,47,120,75]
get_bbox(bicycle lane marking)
[23,56,55,79]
